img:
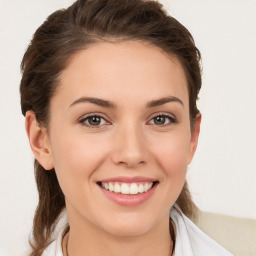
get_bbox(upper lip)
[98,176,157,183]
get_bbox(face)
[40,41,200,237]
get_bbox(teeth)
[104,183,109,190]
[114,183,121,193]
[101,182,154,195]
[109,183,114,192]
[144,183,149,191]
[138,184,144,193]
[120,183,129,194]
[130,183,138,194]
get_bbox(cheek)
[148,132,191,209]
[49,132,111,213]
[50,131,109,184]
[151,132,191,178]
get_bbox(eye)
[79,115,109,128]
[148,114,176,126]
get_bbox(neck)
[64,211,173,256]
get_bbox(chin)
[105,224,152,237]
[99,214,158,237]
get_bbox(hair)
[20,0,202,255]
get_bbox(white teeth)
[114,183,121,193]
[138,184,144,193]
[120,183,130,194]
[130,183,139,194]
[101,182,154,195]
[109,183,114,192]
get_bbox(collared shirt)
[42,208,233,256]
[170,207,233,256]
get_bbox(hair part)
[20,0,201,254]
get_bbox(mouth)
[97,181,159,195]
[96,176,159,206]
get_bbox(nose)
[111,123,149,168]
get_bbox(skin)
[26,41,201,256]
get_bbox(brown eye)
[80,115,108,127]
[149,114,176,126]
[153,116,166,125]
[87,116,101,126]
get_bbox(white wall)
[0,0,255,255]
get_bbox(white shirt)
[170,208,233,256]
[42,208,233,256]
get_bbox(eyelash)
[79,114,110,128]
[79,113,177,129]
[148,113,177,126]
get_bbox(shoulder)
[170,206,234,256]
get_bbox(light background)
[0,0,255,255]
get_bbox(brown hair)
[20,0,201,255]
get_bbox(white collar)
[170,206,233,256]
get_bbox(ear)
[187,113,201,165]
[25,111,54,170]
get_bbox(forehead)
[55,41,189,108]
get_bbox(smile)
[97,177,159,206]
[98,181,155,195]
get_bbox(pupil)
[154,116,165,125]
[89,116,101,125]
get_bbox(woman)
[20,0,233,255]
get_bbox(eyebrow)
[69,97,117,108]
[69,96,183,109]
[146,96,184,108]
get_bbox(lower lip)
[99,184,158,206]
